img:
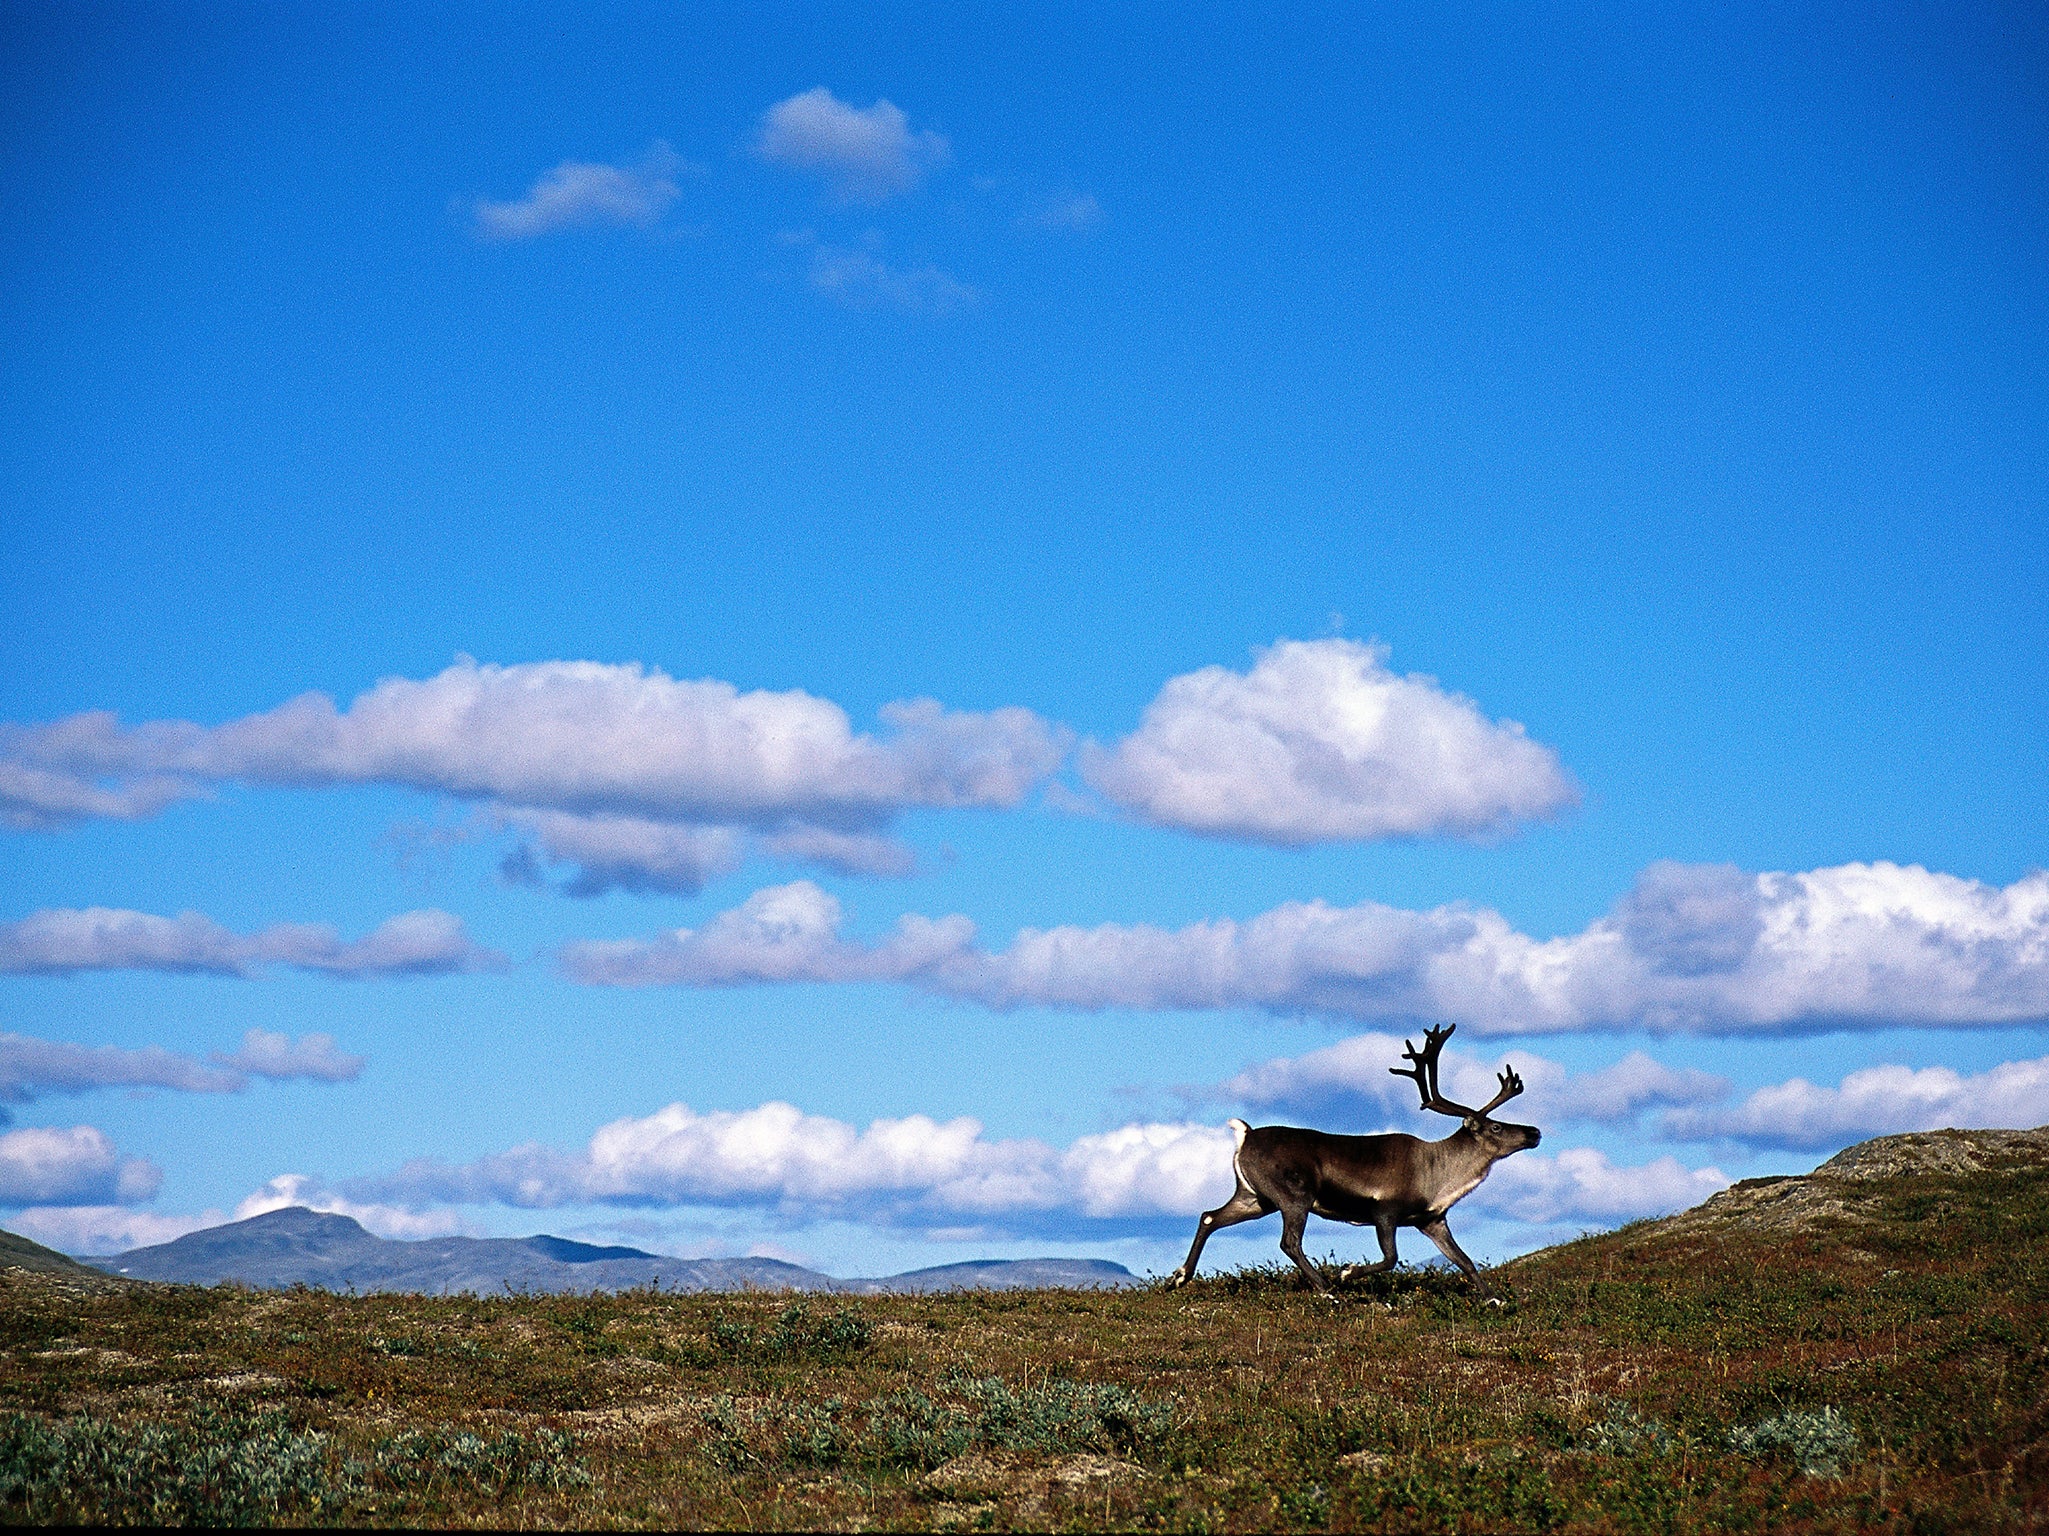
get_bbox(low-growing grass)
[1,1150,2043,1529]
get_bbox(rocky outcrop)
[1658,1125,2049,1238]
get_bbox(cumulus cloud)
[233,1174,468,1240]
[1080,640,1577,845]
[1469,1146,1729,1225]
[0,1125,160,1207]
[1217,1034,1727,1127]
[1662,1055,2049,1150]
[473,143,686,239]
[1,662,1065,898]
[757,88,949,202]
[566,860,2049,1036]
[0,907,500,979]
[338,1095,1719,1237]
[807,244,976,314]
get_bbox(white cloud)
[1662,1055,2049,1150]
[2,663,1065,857]
[474,143,686,239]
[1470,1146,1730,1225]
[233,1174,468,1240]
[808,244,976,314]
[0,1029,362,1121]
[0,907,500,979]
[216,1029,365,1083]
[565,860,2049,1036]
[343,1095,1721,1238]
[1218,1034,1726,1126]
[1080,639,1577,845]
[8,1204,225,1255]
[1058,1122,1237,1218]
[1,1032,243,1104]
[0,759,197,831]
[561,880,972,988]
[0,1125,160,1207]
[760,825,917,879]
[757,88,948,202]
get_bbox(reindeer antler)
[1389,1024,1526,1121]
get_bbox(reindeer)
[1170,1024,1541,1294]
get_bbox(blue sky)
[2,2,2045,1276]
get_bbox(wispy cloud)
[565,860,2049,1036]
[756,89,949,203]
[1,1033,242,1105]
[0,1124,159,1207]
[807,243,976,314]
[1080,639,1577,845]
[473,142,687,239]
[216,1029,365,1083]
[0,908,500,979]
[0,1028,361,1125]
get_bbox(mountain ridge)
[71,1206,1136,1295]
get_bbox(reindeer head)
[1390,1023,1542,1154]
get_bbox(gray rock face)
[80,1207,1136,1296]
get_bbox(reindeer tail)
[1227,1117,1250,1147]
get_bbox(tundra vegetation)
[1,1130,2043,1531]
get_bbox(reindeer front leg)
[1416,1216,1482,1284]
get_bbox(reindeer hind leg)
[1171,1186,1273,1285]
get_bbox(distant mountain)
[79,1207,1136,1296]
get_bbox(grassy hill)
[2,1125,2044,1530]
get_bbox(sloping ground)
[0,1229,130,1287]
[0,1125,2043,1531]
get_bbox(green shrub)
[707,1299,872,1363]
[1730,1406,1860,1477]
[1583,1401,1673,1456]
[0,1407,363,1526]
[373,1424,592,1494]
[696,1371,1174,1472]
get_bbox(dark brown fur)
[1171,1026,1541,1293]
